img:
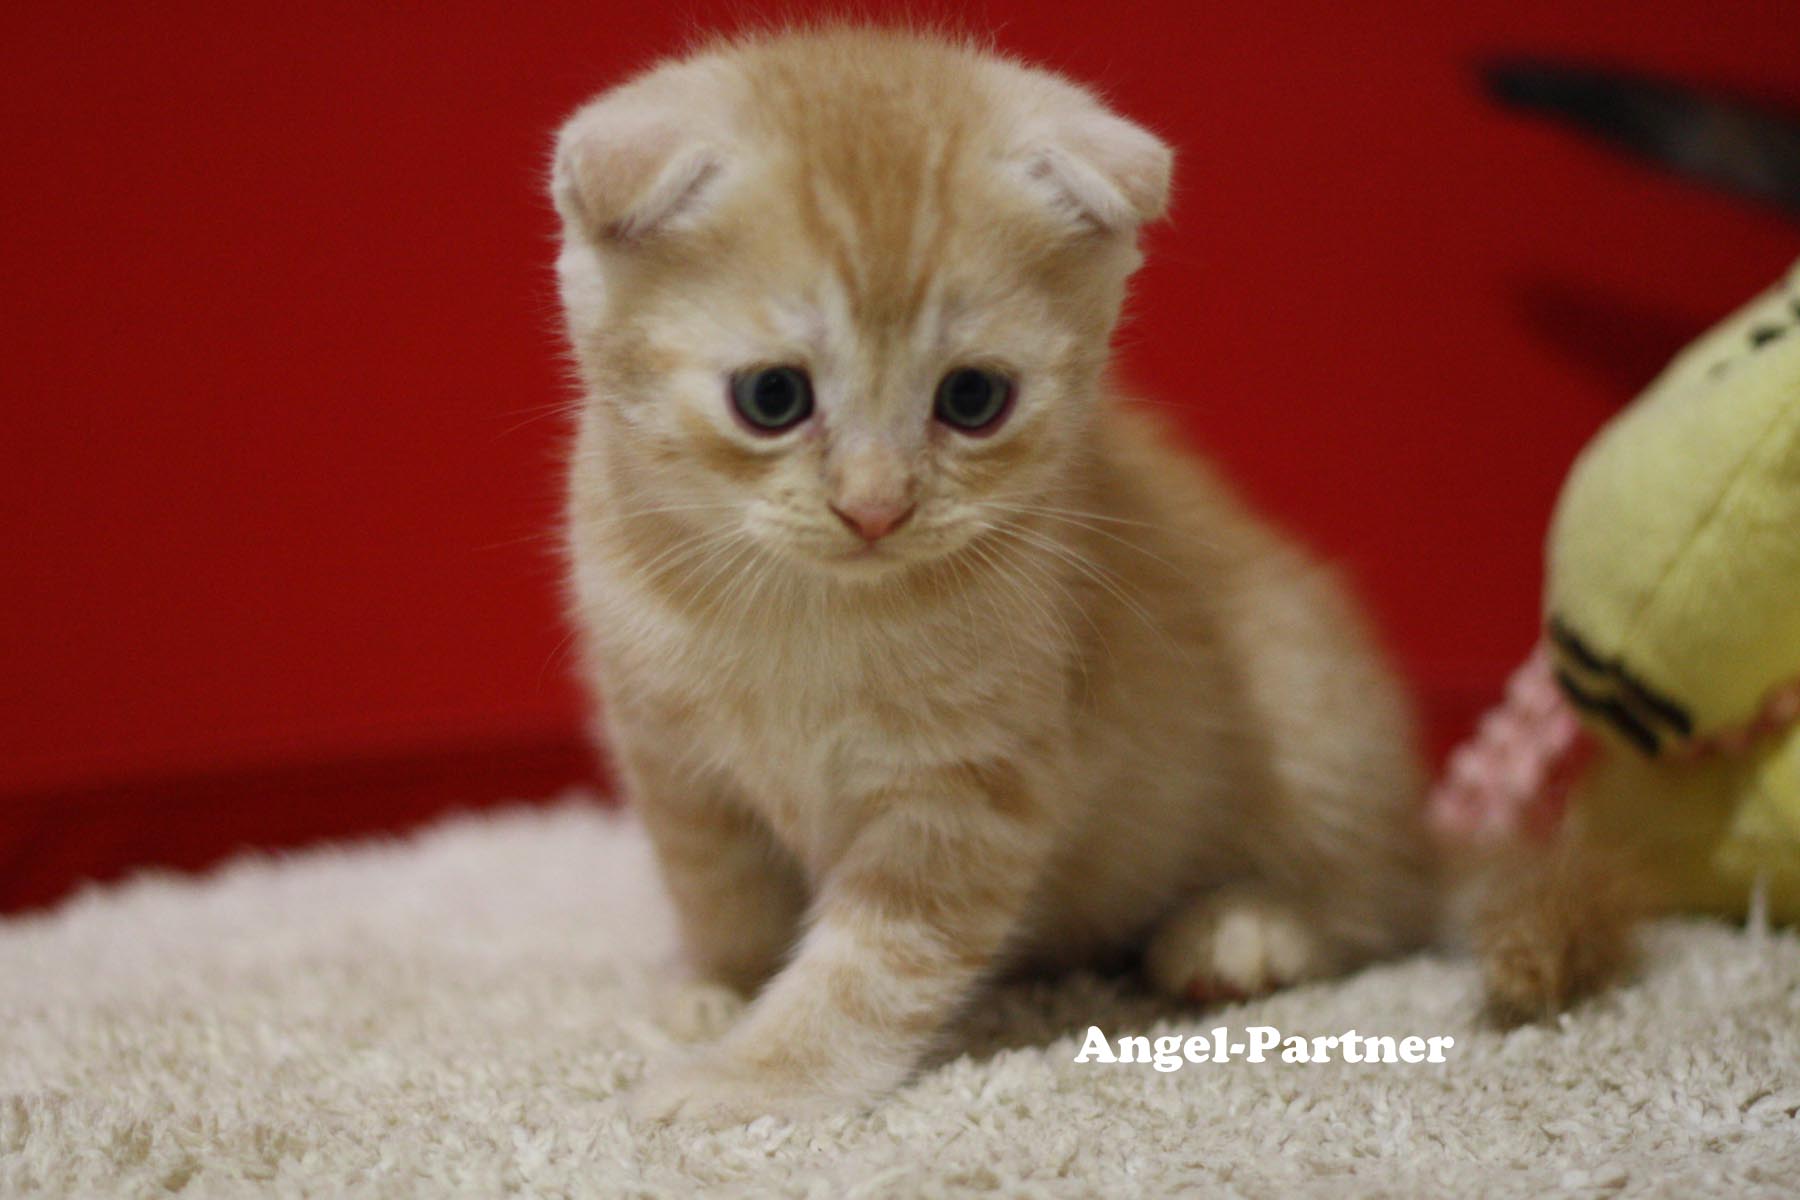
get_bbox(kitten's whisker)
[998,538,1107,697]
[662,529,751,601]
[709,537,778,626]
[633,524,741,582]
[964,530,1088,669]
[498,400,583,437]
[991,503,1197,576]
[1002,540,1116,683]
[1013,566,1092,700]
[940,549,988,680]
[992,501,1166,531]
[707,554,762,653]
[961,538,1043,681]
[620,502,743,519]
[694,536,778,633]
[739,553,790,647]
[988,519,1184,659]
[536,623,584,692]
[684,536,759,616]
[997,520,1154,609]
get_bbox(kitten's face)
[571,203,1130,579]
[554,32,1170,581]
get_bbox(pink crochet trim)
[1427,646,1590,845]
[1429,651,1800,845]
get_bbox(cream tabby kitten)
[551,26,1434,1125]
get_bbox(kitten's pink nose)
[830,500,915,543]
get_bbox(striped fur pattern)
[551,25,1435,1124]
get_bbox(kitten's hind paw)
[1144,888,1329,1004]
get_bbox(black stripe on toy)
[1554,669,1662,755]
[1547,615,1694,737]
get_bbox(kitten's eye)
[933,367,1014,434]
[730,366,814,433]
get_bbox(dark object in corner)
[1482,57,1800,220]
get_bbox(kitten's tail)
[1445,822,1652,1024]
[1429,648,1651,1022]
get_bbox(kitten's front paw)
[1145,888,1329,1003]
[629,1055,840,1128]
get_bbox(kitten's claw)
[1145,889,1328,1002]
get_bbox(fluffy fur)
[551,25,1435,1124]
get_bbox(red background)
[3,2,1796,910]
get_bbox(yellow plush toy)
[1434,257,1800,923]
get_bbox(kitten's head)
[552,27,1170,580]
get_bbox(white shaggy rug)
[3,801,1798,1198]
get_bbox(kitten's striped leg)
[631,760,1052,1125]
[626,747,807,995]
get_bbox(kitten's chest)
[596,572,1047,858]
[687,612,1002,788]
[708,626,997,864]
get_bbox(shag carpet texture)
[3,801,1798,1197]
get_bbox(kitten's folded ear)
[1019,107,1173,233]
[551,69,728,246]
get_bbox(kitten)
[551,25,1435,1125]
